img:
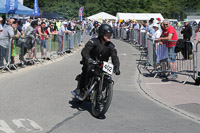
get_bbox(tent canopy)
[86,12,117,21]
[0,0,34,15]
[116,13,164,22]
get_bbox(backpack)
[174,39,185,53]
[181,41,193,60]
[175,39,193,60]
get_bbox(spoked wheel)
[91,83,113,118]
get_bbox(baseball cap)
[184,19,188,22]
[62,21,68,25]
[156,18,161,21]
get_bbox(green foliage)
[23,0,200,20]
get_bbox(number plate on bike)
[103,62,113,75]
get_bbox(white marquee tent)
[116,13,164,22]
[86,12,117,21]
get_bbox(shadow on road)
[69,98,106,120]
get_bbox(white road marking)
[12,119,42,132]
[146,82,171,85]
[27,119,42,131]
[0,120,15,133]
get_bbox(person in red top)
[158,20,178,80]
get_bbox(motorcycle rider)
[89,21,99,38]
[72,24,120,98]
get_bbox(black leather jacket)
[81,38,120,69]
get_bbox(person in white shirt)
[57,21,72,54]
[22,19,31,31]
[152,23,161,40]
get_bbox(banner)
[78,6,84,21]
[34,0,39,16]
[6,0,18,13]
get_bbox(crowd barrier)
[115,27,198,84]
[0,30,82,73]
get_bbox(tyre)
[91,82,113,118]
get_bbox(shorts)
[168,46,176,63]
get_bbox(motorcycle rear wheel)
[91,82,113,118]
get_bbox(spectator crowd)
[0,16,84,68]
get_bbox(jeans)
[0,45,9,67]
[40,39,47,56]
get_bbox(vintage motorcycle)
[72,60,114,118]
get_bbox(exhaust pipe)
[71,91,86,101]
[72,81,97,101]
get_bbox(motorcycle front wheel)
[91,82,113,118]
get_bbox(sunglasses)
[164,24,168,26]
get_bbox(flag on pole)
[34,0,40,16]
[78,6,84,21]
[6,0,18,13]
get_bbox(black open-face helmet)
[98,24,113,39]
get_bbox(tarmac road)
[0,35,200,133]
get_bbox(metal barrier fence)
[115,27,198,84]
[0,31,82,73]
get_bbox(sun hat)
[152,23,159,28]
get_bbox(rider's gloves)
[87,58,95,64]
[114,67,120,75]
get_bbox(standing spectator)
[57,21,72,54]
[195,22,200,43]
[22,19,31,31]
[37,22,48,58]
[46,22,58,35]
[152,24,161,40]
[11,21,21,64]
[140,21,147,32]
[156,18,163,33]
[158,20,178,80]
[18,21,38,66]
[181,19,192,41]
[17,20,23,34]
[89,21,99,38]
[37,18,42,25]
[147,18,155,38]
[0,17,3,34]
[0,19,20,67]
[55,18,62,31]
[80,21,84,43]
[133,21,139,30]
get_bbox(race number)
[103,62,113,75]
